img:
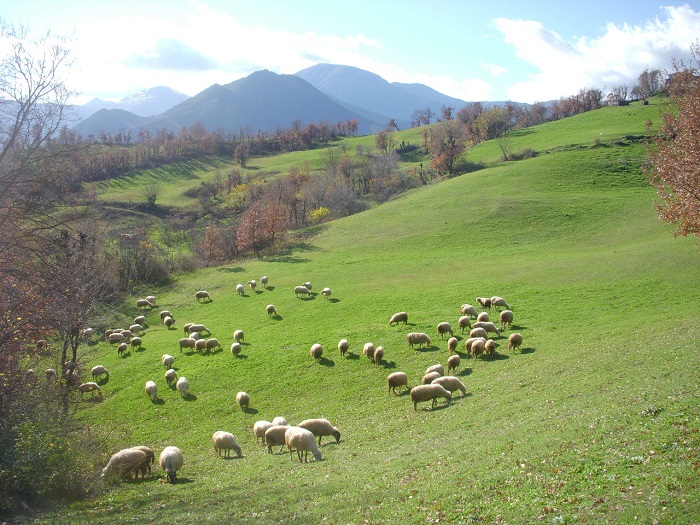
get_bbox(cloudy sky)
[3,0,699,105]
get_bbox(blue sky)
[3,0,699,104]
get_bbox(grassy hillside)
[48,100,700,524]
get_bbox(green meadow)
[46,100,700,524]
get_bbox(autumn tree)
[645,43,700,238]
[236,199,288,257]
[632,68,666,100]
[428,120,468,175]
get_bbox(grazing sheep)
[80,328,95,340]
[159,446,183,483]
[102,448,148,481]
[129,323,144,334]
[188,324,210,335]
[206,338,222,351]
[45,368,57,382]
[321,287,332,299]
[422,371,441,385]
[130,336,143,350]
[426,364,445,376]
[464,337,486,357]
[179,337,196,352]
[176,377,189,398]
[294,285,311,298]
[230,342,242,357]
[460,304,479,318]
[469,327,488,340]
[491,296,510,310]
[117,342,129,356]
[130,445,155,477]
[136,299,153,309]
[165,368,177,385]
[212,431,243,458]
[195,338,207,352]
[236,283,245,295]
[162,354,175,368]
[145,380,158,401]
[146,295,156,306]
[410,384,452,411]
[387,371,408,395]
[458,316,472,334]
[163,316,175,329]
[471,338,486,358]
[476,312,490,323]
[373,346,384,366]
[134,315,146,326]
[91,365,109,382]
[266,304,277,317]
[183,322,194,335]
[264,425,290,454]
[107,332,125,344]
[389,311,408,325]
[485,339,496,357]
[406,332,431,348]
[233,329,244,343]
[188,332,200,341]
[338,338,349,357]
[249,279,257,291]
[195,290,210,302]
[303,282,312,291]
[298,418,341,445]
[473,321,501,337]
[362,342,376,361]
[447,354,461,374]
[254,420,273,443]
[78,382,102,398]
[447,337,458,354]
[285,426,322,463]
[272,416,289,426]
[437,322,453,338]
[160,310,173,321]
[508,333,523,353]
[236,391,250,410]
[432,375,467,396]
[310,343,323,360]
[500,310,514,330]
[120,330,134,340]
[261,275,269,288]
[476,297,492,310]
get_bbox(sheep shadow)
[414,345,439,353]
[518,347,535,354]
[392,389,411,397]
[133,346,146,353]
[82,395,103,403]
[297,296,315,301]
[96,377,109,386]
[241,407,258,415]
[343,352,360,360]
[233,354,249,359]
[457,368,473,377]
[484,353,510,361]
[182,393,198,401]
[380,360,397,369]
[151,398,166,406]
[220,455,244,461]
[328,298,340,304]
[264,285,276,291]
[270,314,283,321]
[418,402,452,412]
[318,357,335,367]
[254,290,264,295]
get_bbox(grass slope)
[49,101,700,524]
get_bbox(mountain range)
[72,64,511,137]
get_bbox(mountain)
[72,86,190,121]
[294,63,469,129]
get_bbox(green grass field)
[46,99,700,524]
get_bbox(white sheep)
[406,332,431,348]
[508,333,523,352]
[102,448,148,481]
[230,342,242,357]
[117,342,129,356]
[460,304,479,318]
[179,337,196,352]
[447,354,461,374]
[447,337,458,354]
[298,418,341,445]
[236,283,245,295]
[159,446,183,483]
[162,354,175,368]
[294,285,311,298]
[410,384,452,411]
[437,322,453,338]
[373,346,384,366]
[266,304,277,317]
[163,316,175,329]
[303,281,312,291]
[389,311,408,325]
[253,420,273,444]
[469,327,488,340]
[91,365,108,382]
[145,380,158,402]
[188,332,200,341]
[146,295,156,306]
[182,322,193,334]
[78,382,102,398]
[310,343,323,360]
[491,296,510,310]
[212,431,243,458]
[133,315,146,326]
[387,371,408,395]
[160,310,173,321]
[45,368,57,382]
[362,342,376,361]
[176,377,189,398]
[195,338,207,352]
[195,290,210,301]
[500,310,514,330]
[464,337,485,357]
[188,324,210,335]
[249,279,257,291]
[338,338,349,357]
[80,327,95,340]
[129,323,143,334]
[471,338,486,358]
[426,364,444,376]
[272,416,289,426]
[485,339,496,356]
[285,426,322,463]
[205,338,221,351]
[236,391,250,410]
[261,275,269,288]
[120,330,134,339]
[432,375,467,396]
[130,336,142,350]
[422,371,441,385]
[165,368,177,385]
[476,312,489,323]
[264,425,290,454]
[129,445,155,478]
[107,332,125,344]
[233,329,244,343]
[136,299,153,309]
[321,287,332,299]
[458,316,472,334]
[473,321,501,337]
[476,297,492,310]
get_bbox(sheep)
[212,431,243,458]
[471,338,486,358]
[91,365,109,382]
[165,368,177,385]
[447,337,458,354]
[303,281,312,291]
[508,333,523,353]
[160,310,173,321]
[120,330,134,340]
[249,279,257,291]
[500,310,514,330]
[272,416,289,426]
[188,324,210,335]
[298,418,341,445]
[410,384,452,411]
[146,295,157,306]
[310,343,323,360]
[406,332,431,348]
[102,448,148,481]
[362,342,375,361]
[133,315,146,326]
[236,391,250,411]
[163,316,175,329]
[321,287,332,299]
[476,312,490,323]
[188,332,200,341]
[236,283,245,295]
[233,329,244,343]
[195,290,210,302]
[422,371,441,385]
[261,275,269,288]
[26,369,37,382]
[464,337,485,357]
[130,446,155,478]
[176,377,189,398]
[117,342,129,356]
[253,420,273,444]
[78,382,102,398]
[205,338,221,352]
[437,322,453,338]
[264,425,289,454]
[485,339,496,357]
[491,296,510,311]
[162,354,175,368]
[476,297,492,310]
[80,328,95,341]
[230,342,242,357]
[104,328,116,340]
[460,304,479,318]
[159,446,183,483]
[136,299,153,309]
[179,337,196,352]
[469,327,488,340]
[426,364,444,376]
[338,338,349,357]
[473,321,501,337]
[145,380,158,401]
[266,304,277,317]
[195,338,207,353]
[389,311,408,325]
[183,322,194,335]
[130,336,143,350]
[373,346,384,366]
[432,375,467,396]
[129,323,144,334]
[284,426,322,463]
[458,316,471,334]
[447,354,461,374]
[294,285,311,298]
[387,371,408,395]
[45,368,57,382]
[107,332,125,344]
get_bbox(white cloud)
[495,4,700,103]
[480,62,508,77]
